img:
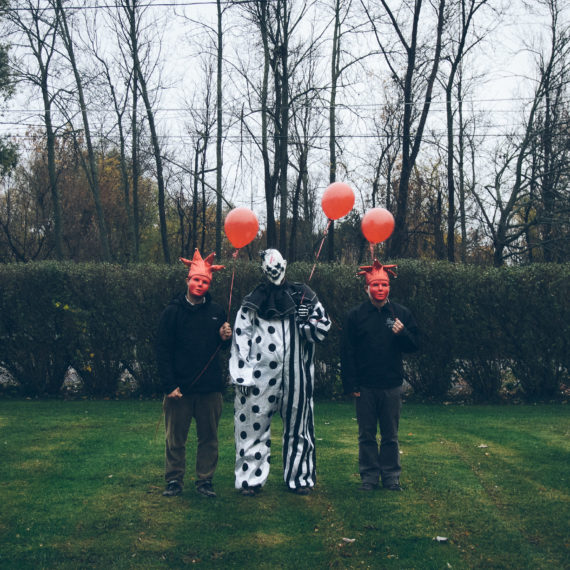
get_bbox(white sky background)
[1,0,566,231]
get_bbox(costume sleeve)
[396,306,420,353]
[156,306,177,395]
[299,298,331,343]
[340,310,359,394]
[229,305,256,386]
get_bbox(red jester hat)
[180,249,224,298]
[357,259,397,304]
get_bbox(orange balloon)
[361,208,395,244]
[224,207,259,249]
[321,182,355,220]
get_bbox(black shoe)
[359,482,377,491]
[163,480,182,497]
[196,481,216,498]
[292,487,312,495]
[241,485,262,496]
[385,483,402,491]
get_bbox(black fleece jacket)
[341,299,419,393]
[156,292,229,395]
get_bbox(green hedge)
[0,261,568,401]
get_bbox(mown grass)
[0,400,568,569]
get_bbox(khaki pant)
[163,391,223,487]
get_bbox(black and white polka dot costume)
[230,280,330,492]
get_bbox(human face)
[187,275,211,300]
[367,279,390,304]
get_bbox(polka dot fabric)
[229,295,331,491]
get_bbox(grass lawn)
[0,399,568,569]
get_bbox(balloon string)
[302,219,332,305]
[369,242,375,260]
[308,219,332,284]
[228,249,239,316]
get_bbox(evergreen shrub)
[0,260,568,401]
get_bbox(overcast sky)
[1,0,567,220]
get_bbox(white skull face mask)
[260,249,287,285]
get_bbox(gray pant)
[355,386,402,486]
[163,391,223,487]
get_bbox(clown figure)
[341,260,419,492]
[229,249,331,495]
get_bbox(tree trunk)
[127,0,170,263]
[457,76,467,262]
[42,85,63,260]
[445,77,456,262]
[259,3,277,247]
[278,3,290,253]
[131,71,140,261]
[215,0,223,258]
[386,0,446,258]
[327,0,341,261]
[56,0,111,261]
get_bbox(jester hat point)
[180,249,224,281]
[357,259,397,285]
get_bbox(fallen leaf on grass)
[477,444,489,448]
[342,537,356,543]
[434,536,448,543]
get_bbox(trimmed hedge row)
[0,261,568,401]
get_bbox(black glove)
[296,304,309,323]
[237,385,250,396]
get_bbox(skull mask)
[260,249,287,285]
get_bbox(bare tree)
[214,0,226,258]
[54,0,111,260]
[288,49,324,261]
[327,0,373,259]
[440,0,493,262]
[90,38,138,261]
[362,0,446,258]
[181,0,232,258]
[4,1,64,258]
[188,58,216,254]
[368,84,403,213]
[118,0,170,262]
[531,0,569,262]
[474,0,569,265]
[0,0,18,178]
[98,1,156,261]
[234,0,320,251]
[0,164,50,261]
[229,0,276,246]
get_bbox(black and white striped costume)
[229,282,330,491]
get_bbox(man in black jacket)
[156,250,232,498]
[341,260,419,492]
